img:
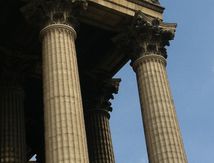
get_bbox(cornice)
[127,0,164,14]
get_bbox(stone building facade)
[0,0,187,163]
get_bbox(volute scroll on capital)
[21,0,88,28]
[116,11,177,63]
[83,78,121,117]
[131,11,176,60]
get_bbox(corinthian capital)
[21,0,87,27]
[114,11,176,62]
[130,11,176,60]
[83,78,121,115]
[0,47,39,85]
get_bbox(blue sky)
[111,0,214,163]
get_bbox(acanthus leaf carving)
[82,78,121,114]
[114,11,176,62]
[21,0,88,27]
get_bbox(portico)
[0,1,187,163]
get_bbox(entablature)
[78,0,164,31]
[89,0,163,18]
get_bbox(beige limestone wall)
[40,24,89,163]
[133,55,187,163]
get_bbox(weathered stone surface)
[40,23,89,163]
[87,0,163,21]
[118,11,176,61]
[0,1,188,163]
[0,84,26,163]
[85,109,115,163]
[132,55,187,163]
[21,0,87,27]
[83,79,120,163]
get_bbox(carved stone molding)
[21,0,88,27]
[115,11,176,62]
[84,78,119,163]
[131,11,176,59]
[127,0,162,12]
[0,47,40,84]
[147,0,160,5]
[83,78,121,117]
[132,0,160,5]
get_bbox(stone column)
[32,1,89,163]
[0,82,26,163]
[129,12,187,163]
[83,79,120,163]
[85,109,114,163]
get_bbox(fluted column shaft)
[85,109,115,163]
[40,24,89,163]
[0,84,26,163]
[133,54,187,163]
